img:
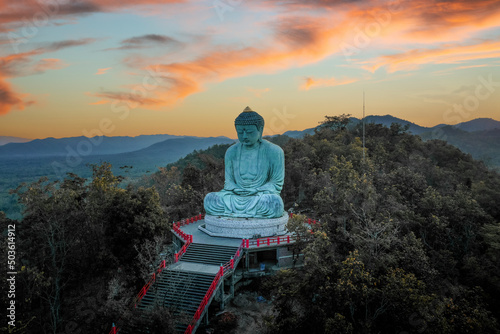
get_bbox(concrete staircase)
[181,243,239,266]
[119,242,241,333]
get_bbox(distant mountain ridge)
[0,136,31,146]
[0,134,183,157]
[85,136,236,171]
[453,118,500,132]
[2,116,498,156]
[282,116,500,138]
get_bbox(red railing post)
[277,236,280,245]
[257,239,260,247]
[287,235,290,243]
[267,237,270,246]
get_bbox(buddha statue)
[204,107,285,219]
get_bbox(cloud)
[90,90,163,107]
[95,67,112,75]
[89,15,351,107]
[45,38,97,51]
[361,40,500,73]
[0,0,185,32]
[0,80,34,115]
[301,76,358,90]
[101,0,499,107]
[0,39,96,77]
[32,58,66,74]
[0,38,96,114]
[89,99,111,105]
[106,34,179,51]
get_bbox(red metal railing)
[243,234,296,248]
[240,214,320,248]
[133,258,167,306]
[184,238,245,334]
[108,214,204,333]
[108,324,117,334]
[185,266,223,334]
[172,214,204,262]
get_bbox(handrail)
[173,214,203,262]
[184,266,224,334]
[184,238,246,334]
[243,234,297,248]
[108,324,117,334]
[108,214,203,334]
[133,258,167,306]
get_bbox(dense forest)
[2,115,500,333]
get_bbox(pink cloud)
[89,99,111,105]
[0,80,34,115]
[32,58,67,74]
[91,0,500,108]
[0,38,96,115]
[301,76,358,90]
[95,67,112,75]
[362,40,500,73]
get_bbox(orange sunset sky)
[0,0,499,140]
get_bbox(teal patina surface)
[204,107,285,218]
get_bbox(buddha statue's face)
[236,124,262,149]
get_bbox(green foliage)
[5,162,168,333]
[146,145,228,221]
[320,114,352,131]
[261,117,500,333]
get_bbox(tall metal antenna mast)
[362,91,366,162]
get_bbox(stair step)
[119,243,240,334]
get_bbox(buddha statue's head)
[234,106,264,148]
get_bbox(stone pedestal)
[199,213,288,239]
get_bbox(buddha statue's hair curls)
[234,106,264,129]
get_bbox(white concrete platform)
[177,220,243,247]
[200,213,288,239]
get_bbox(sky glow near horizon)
[0,0,499,140]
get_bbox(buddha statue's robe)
[204,139,285,218]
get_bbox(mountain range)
[0,134,182,157]
[0,136,32,146]
[282,116,500,138]
[282,116,500,169]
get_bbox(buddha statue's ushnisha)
[204,107,285,219]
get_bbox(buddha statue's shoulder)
[225,142,240,157]
[225,143,241,159]
[261,139,284,155]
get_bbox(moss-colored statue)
[204,107,285,218]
